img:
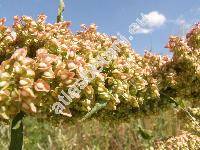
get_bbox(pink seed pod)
[34,79,50,92]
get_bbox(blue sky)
[0,0,199,54]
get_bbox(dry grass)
[0,109,192,150]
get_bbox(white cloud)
[169,16,191,29]
[131,11,166,35]
[135,27,152,34]
[176,18,186,25]
[143,11,166,27]
[168,16,192,38]
[171,16,186,25]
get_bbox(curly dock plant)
[0,0,199,149]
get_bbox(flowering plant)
[0,15,199,122]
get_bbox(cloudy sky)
[0,0,199,54]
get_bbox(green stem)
[80,101,107,122]
[57,0,65,23]
[9,111,25,150]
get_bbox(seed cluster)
[154,131,200,150]
[0,15,199,120]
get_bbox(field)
[1,108,199,149]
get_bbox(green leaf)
[81,101,107,121]
[138,126,153,140]
[177,99,185,108]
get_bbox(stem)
[80,101,107,122]
[161,92,200,129]
[9,111,25,150]
[57,0,65,23]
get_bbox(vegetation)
[0,6,199,149]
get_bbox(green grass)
[0,108,191,150]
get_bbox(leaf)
[177,99,185,108]
[81,101,107,121]
[160,92,179,107]
[138,126,153,140]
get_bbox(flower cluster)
[154,131,200,150]
[164,33,200,99]
[0,15,199,121]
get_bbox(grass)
[0,108,191,150]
